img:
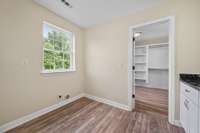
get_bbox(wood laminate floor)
[6,97,184,133]
[135,86,168,117]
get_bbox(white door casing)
[128,16,176,125]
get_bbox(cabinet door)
[180,94,189,133]
[188,101,198,133]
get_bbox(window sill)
[40,69,76,74]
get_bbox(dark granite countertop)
[180,74,200,91]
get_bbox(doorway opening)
[128,17,176,125]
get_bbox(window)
[42,22,75,73]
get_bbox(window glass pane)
[44,39,54,50]
[54,32,63,51]
[64,53,70,69]
[44,50,54,70]
[55,52,63,69]
[43,24,54,50]
[63,35,72,52]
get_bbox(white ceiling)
[134,21,169,40]
[34,0,166,28]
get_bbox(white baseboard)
[0,93,85,133]
[84,94,130,111]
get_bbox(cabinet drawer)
[181,82,198,105]
[180,94,189,132]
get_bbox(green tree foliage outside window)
[43,23,74,72]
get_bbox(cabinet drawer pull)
[185,89,191,93]
[184,99,189,110]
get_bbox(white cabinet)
[180,82,199,133]
[188,101,198,133]
[180,94,189,133]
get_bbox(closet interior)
[134,43,169,89]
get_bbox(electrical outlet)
[65,94,70,99]
[58,95,62,101]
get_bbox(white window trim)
[41,21,76,74]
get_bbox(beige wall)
[0,0,84,125]
[84,0,200,120]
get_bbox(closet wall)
[135,37,169,90]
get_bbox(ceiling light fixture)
[61,0,73,8]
